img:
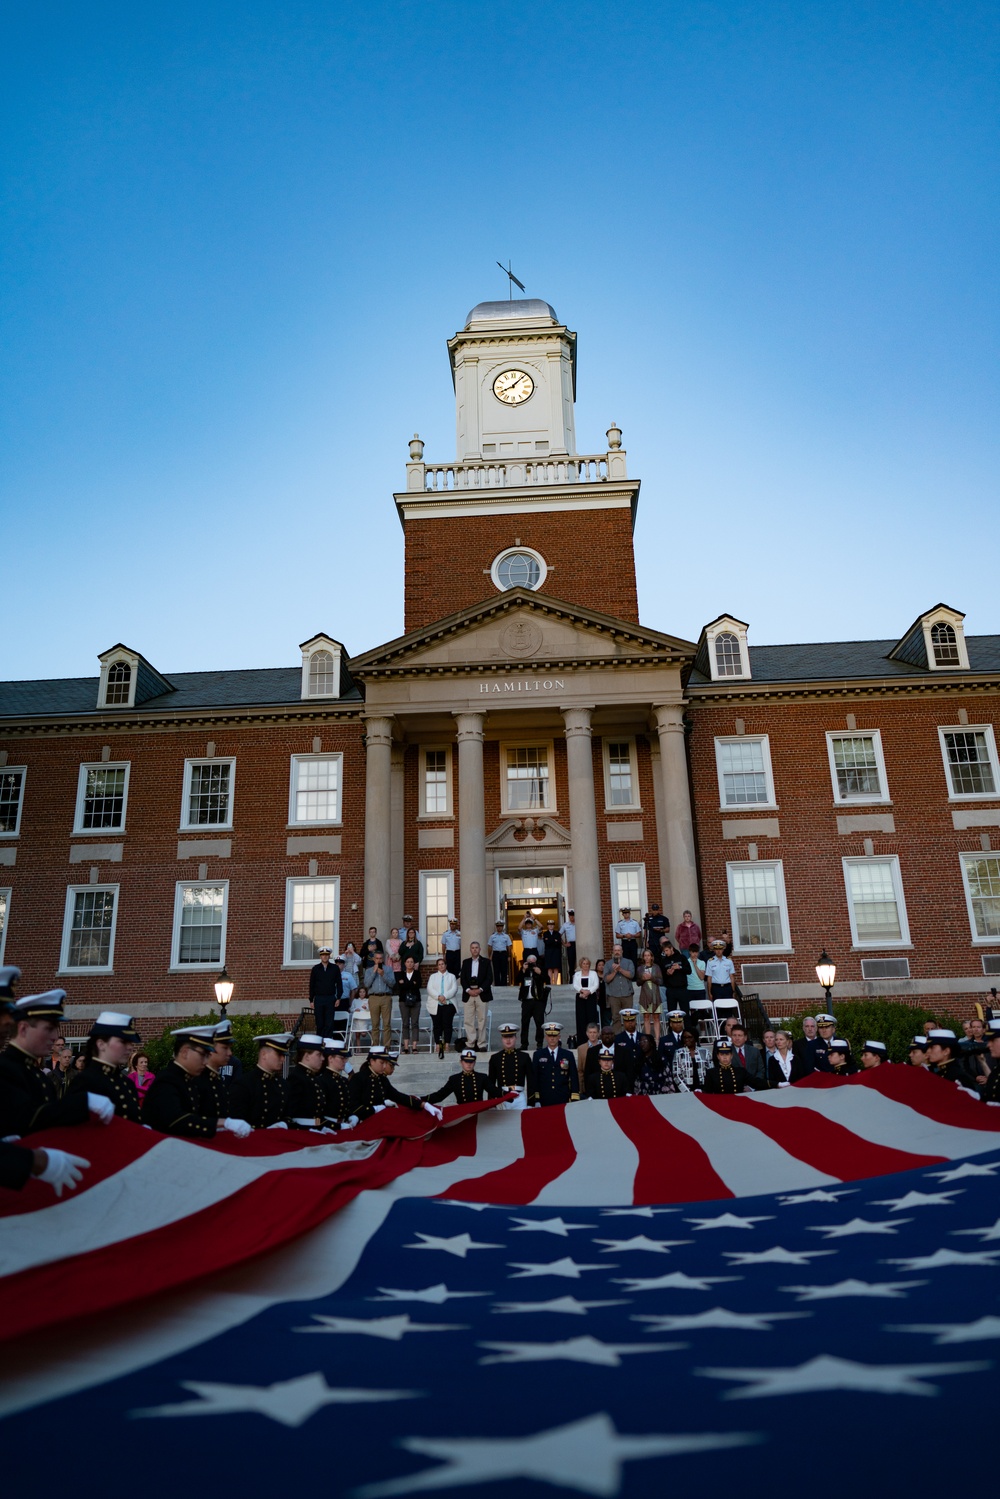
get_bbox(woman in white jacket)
[572,958,601,1041]
[426,956,460,1057]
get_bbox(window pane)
[178,886,224,964]
[187,763,232,825]
[81,766,127,829]
[964,856,1000,939]
[931,623,960,665]
[496,553,540,590]
[714,632,743,676]
[945,732,996,795]
[848,861,902,943]
[308,650,336,695]
[423,874,451,957]
[832,735,881,798]
[506,747,549,809]
[0,890,8,947]
[613,868,642,913]
[718,740,768,805]
[425,750,448,814]
[0,769,24,834]
[289,880,337,960]
[105,662,131,704]
[294,758,339,822]
[68,890,116,967]
[732,865,783,946]
[607,742,634,806]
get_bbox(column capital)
[561,705,596,738]
[652,702,685,735]
[363,715,394,749]
[453,711,486,742]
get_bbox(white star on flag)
[928,1161,999,1182]
[507,1257,609,1279]
[777,1189,856,1205]
[685,1213,774,1230]
[951,1218,1000,1241]
[632,1308,807,1332]
[779,1280,928,1301]
[132,1373,416,1427]
[807,1218,912,1238]
[294,1314,464,1340]
[371,1284,488,1304]
[352,1412,760,1497]
[600,1206,678,1218]
[883,1248,1000,1271]
[477,1336,684,1366]
[871,1190,962,1211]
[492,1296,628,1316]
[613,1271,739,1292]
[509,1216,589,1236]
[593,1235,691,1254]
[406,1232,503,1258]
[722,1247,835,1266]
[888,1316,1000,1345]
[696,1354,989,1400]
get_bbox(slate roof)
[0,665,362,719]
[687,635,1000,687]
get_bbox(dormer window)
[699,615,751,682]
[888,605,970,671]
[300,634,343,700]
[308,651,336,696]
[931,622,960,667]
[714,632,743,677]
[105,662,132,704]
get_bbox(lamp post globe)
[214,966,235,1015]
[815,949,836,1003]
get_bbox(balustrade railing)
[411,452,626,493]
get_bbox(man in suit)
[532,1022,580,1106]
[459,941,494,1052]
[729,1023,766,1085]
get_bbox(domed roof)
[465,298,559,328]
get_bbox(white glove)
[373,1104,387,1113]
[422,1102,444,1120]
[266,1121,289,1130]
[37,1149,90,1196]
[336,1115,358,1131]
[86,1092,115,1124]
[222,1117,252,1139]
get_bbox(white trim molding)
[825,729,890,806]
[283,875,341,967]
[59,883,120,975]
[287,753,343,827]
[170,880,230,971]
[0,886,10,963]
[938,724,1000,801]
[609,863,648,936]
[499,738,558,817]
[602,736,642,812]
[959,851,1000,945]
[714,735,777,812]
[0,765,27,838]
[299,634,343,700]
[726,859,792,955]
[180,758,236,832]
[490,545,548,593]
[842,854,911,949]
[419,745,454,819]
[72,761,131,836]
[705,616,751,682]
[419,868,455,960]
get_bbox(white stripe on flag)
[533,1100,640,1205]
[749,1085,1000,1159]
[653,1093,837,1195]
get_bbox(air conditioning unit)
[861,957,910,980]
[740,962,790,984]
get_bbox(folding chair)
[688,997,717,1041]
[347,1010,372,1053]
[713,996,741,1034]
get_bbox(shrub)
[784,999,963,1063]
[141,1013,298,1073]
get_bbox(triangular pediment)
[485,816,572,850]
[350,590,696,678]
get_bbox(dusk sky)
[3,2,997,681]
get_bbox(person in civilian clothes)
[364,952,396,1050]
[308,945,343,1038]
[321,1037,357,1127]
[572,958,601,1040]
[767,1029,805,1087]
[671,1029,711,1092]
[702,1037,757,1094]
[395,955,423,1055]
[460,942,493,1052]
[518,952,549,1051]
[143,1027,251,1138]
[586,1046,631,1100]
[602,946,636,1030]
[69,1012,143,1122]
[489,1022,536,1104]
[793,1015,821,1075]
[426,957,460,1057]
[0,991,110,1137]
[729,1024,766,1086]
[286,1034,332,1129]
[633,1032,674,1095]
[532,1022,580,1106]
[658,940,692,1023]
[487,921,513,986]
[48,1037,76,1099]
[560,910,577,976]
[584,1026,618,1088]
[636,949,664,1043]
[228,1034,292,1129]
[359,928,384,970]
[425,1048,497,1106]
[674,910,702,954]
[612,1008,642,1086]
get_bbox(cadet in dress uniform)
[860,1040,888,1069]
[977,1021,1000,1101]
[826,1037,859,1078]
[143,1027,252,1137]
[0,991,109,1136]
[200,1019,235,1118]
[69,1012,143,1122]
[612,1009,642,1086]
[701,1038,757,1094]
[906,1035,930,1067]
[488,1022,536,1103]
[348,1046,433,1122]
[322,1037,358,1127]
[926,1029,977,1088]
[228,1034,292,1128]
[425,1048,497,1106]
[586,1045,631,1099]
[286,1034,333,1129]
[532,1023,580,1106]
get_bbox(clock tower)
[449,299,577,460]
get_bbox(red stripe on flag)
[608,1095,734,1203]
[435,1105,576,1203]
[697,1093,945,1180]
[798,1065,1000,1131]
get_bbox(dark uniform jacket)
[70,1059,141,1122]
[792,1036,824,1076]
[286,1064,330,1127]
[48,1063,75,1099]
[322,1068,354,1124]
[228,1066,288,1128]
[827,1060,860,1080]
[488,1047,535,1098]
[142,1061,219,1138]
[348,1066,422,1123]
[978,1063,1000,1103]
[532,1045,580,1106]
[0,1139,35,1191]
[612,1030,642,1084]
[701,1062,754,1095]
[426,1069,495,1106]
[0,1044,90,1137]
[766,1052,807,1087]
[932,1056,977,1088]
[586,1068,631,1100]
[309,961,343,1002]
[199,1066,231,1120]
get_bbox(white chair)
[713,996,741,1033]
[689,997,717,1041]
[347,1010,372,1053]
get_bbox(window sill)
[604,806,644,816]
[831,800,892,810]
[849,944,914,952]
[57,968,114,977]
[732,948,794,958]
[177,826,234,835]
[281,962,320,970]
[71,829,127,839]
[718,805,779,815]
[0,834,20,840]
[167,964,227,974]
[945,795,1000,804]
[416,813,455,822]
[286,822,343,831]
[969,938,1000,947]
[498,808,559,820]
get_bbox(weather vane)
[497,260,525,300]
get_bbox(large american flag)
[3,1068,999,1498]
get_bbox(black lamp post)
[815,949,836,1006]
[214,965,234,1016]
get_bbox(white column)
[454,712,488,950]
[653,703,700,927]
[363,716,394,939]
[562,706,603,963]
[389,745,405,929]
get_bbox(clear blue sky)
[3,1,997,680]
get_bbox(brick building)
[2,297,999,1023]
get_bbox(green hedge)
[140,1013,298,1073]
[782,999,963,1063]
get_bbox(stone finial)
[408,433,425,461]
[606,421,622,450]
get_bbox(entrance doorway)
[497,870,567,981]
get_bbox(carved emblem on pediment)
[499,619,544,658]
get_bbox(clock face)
[492,368,534,405]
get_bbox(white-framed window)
[704,616,751,682]
[714,736,776,809]
[501,742,555,814]
[73,762,131,834]
[171,881,229,969]
[825,731,889,805]
[930,622,960,667]
[726,861,791,952]
[180,759,235,830]
[0,887,10,963]
[59,884,120,973]
[960,853,1000,943]
[299,635,343,700]
[939,726,999,800]
[284,876,340,965]
[420,746,453,817]
[0,766,26,836]
[603,738,640,811]
[419,869,455,959]
[97,651,138,709]
[490,547,547,593]
[288,754,343,826]
[714,633,743,677]
[843,856,910,948]
[610,864,648,931]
